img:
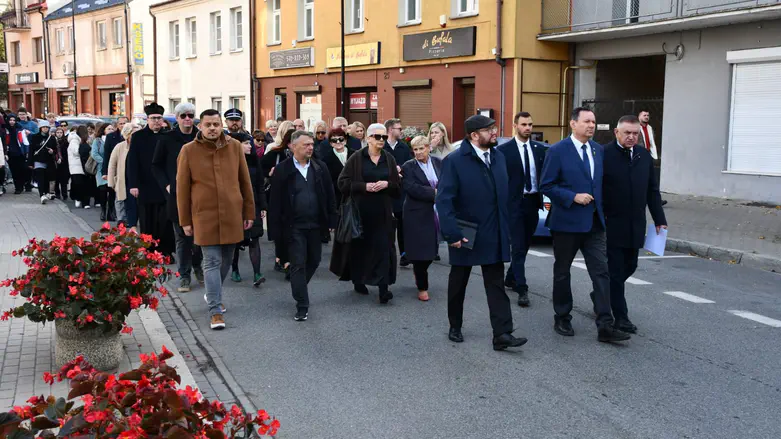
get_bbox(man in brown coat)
[177,109,255,330]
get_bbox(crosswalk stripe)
[528,250,553,258]
[728,310,781,328]
[662,291,715,304]
[626,277,653,285]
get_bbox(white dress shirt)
[293,159,311,180]
[515,137,538,194]
[471,141,491,167]
[570,135,594,178]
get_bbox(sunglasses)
[371,134,389,141]
[180,113,195,119]
[316,131,326,135]
[330,137,345,143]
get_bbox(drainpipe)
[495,0,505,135]
[149,9,158,103]
[41,9,52,112]
[559,60,597,140]
[124,0,133,115]
[249,0,256,130]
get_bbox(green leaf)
[12,307,26,318]
[30,416,61,429]
[44,406,58,422]
[8,430,34,439]
[0,412,22,426]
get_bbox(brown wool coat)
[176,132,255,246]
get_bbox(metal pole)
[340,0,346,118]
[71,0,78,114]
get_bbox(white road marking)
[637,255,695,259]
[528,250,553,258]
[572,262,588,270]
[571,262,653,285]
[662,291,715,304]
[728,310,781,328]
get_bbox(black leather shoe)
[598,326,631,343]
[554,319,575,336]
[492,333,528,351]
[504,278,517,290]
[354,284,369,295]
[448,328,464,343]
[379,291,393,304]
[517,291,530,307]
[399,255,410,267]
[661,200,668,206]
[589,291,597,315]
[614,319,638,334]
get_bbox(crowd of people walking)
[1,102,667,351]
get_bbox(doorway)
[346,88,378,127]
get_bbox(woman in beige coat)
[107,123,140,226]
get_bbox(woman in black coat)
[229,133,269,286]
[320,127,354,197]
[330,123,401,304]
[401,136,443,302]
[53,127,70,200]
[28,123,58,202]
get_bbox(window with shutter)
[396,88,432,132]
[728,61,781,176]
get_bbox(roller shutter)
[396,88,432,131]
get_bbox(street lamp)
[340,0,346,118]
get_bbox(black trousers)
[505,197,540,292]
[55,167,70,200]
[447,263,513,337]
[288,228,322,310]
[33,168,49,197]
[394,211,405,255]
[607,247,640,322]
[8,156,27,192]
[551,219,613,327]
[138,202,175,256]
[412,260,433,291]
[70,174,93,205]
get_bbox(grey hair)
[265,119,277,128]
[291,130,313,144]
[367,123,386,136]
[121,122,138,140]
[313,120,327,130]
[174,102,196,117]
[332,117,348,126]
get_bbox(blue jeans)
[203,244,235,316]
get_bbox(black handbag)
[335,197,363,243]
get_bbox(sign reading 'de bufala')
[270,47,315,70]
[403,26,476,62]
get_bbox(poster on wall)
[370,92,378,110]
[300,94,322,131]
[349,93,367,110]
[274,95,283,120]
[132,24,144,65]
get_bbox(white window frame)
[169,98,181,109]
[210,11,222,55]
[725,47,781,176]
[185,17,197,57]
[231,7,243,51]
[33,37,44,63]
[187,97,196,105]
[303,0,314,40]
[212,97,223,114]
[96,20,107,50]
[270,0,281,45]
[56,28,65,55]
[229,96,245,114]
[10,42,20,66]
[350,0,363,33]
[67,26,74,53]
[169,21,180,59]
[404,0,421,24]
[112,17,123,47]
[453,0,478,17]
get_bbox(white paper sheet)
[643,224,667,256]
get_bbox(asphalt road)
[169,237,781,439]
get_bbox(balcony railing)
[0,7,30,30]
[541,0,781,34]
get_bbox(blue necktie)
[523,144,532,192]
[581,144,592,180]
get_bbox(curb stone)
[666,238,781,273]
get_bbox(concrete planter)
[55,319,123,371]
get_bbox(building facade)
[45,0,131,116]
[540,0,781,203]
[128,0,164,116]
[152,0,251,121]
[254,0,568,140]
[2,0,47,116]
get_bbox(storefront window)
[59,94,74,115]
[109,92,126,116]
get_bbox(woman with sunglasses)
[321,127,354,200]
[330,123,401,304]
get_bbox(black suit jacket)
[320,146,355,202]
[497,138,546,216]
[101,130,123,176]
[126,126,168,204]
[268,157,338,242]
[602,140,667,249]
[385,139,413,212]
[151,128,198,223]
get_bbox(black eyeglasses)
[330,137,345,143]
[180,113,195,119]
[371,134,389,141]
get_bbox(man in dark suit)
[602,115,667,333]
[268,131,337,322]
[540,107,630,343]
[498,111,545,307]
[436,115,527,351]
[384,118,414,267]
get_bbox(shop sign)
[16,72,39,84]
[370,92,378,110]
[0,63,9,73]
[274,95,283,119]
[132,23,144,65]
[326,42,381,68]
[402,26,476,62]
[349,93,367,110]
[45,78,69,89]
[270,47,315,70]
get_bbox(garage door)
[396,88,432,131]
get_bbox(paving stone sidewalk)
[0,194,199,411]
[657,193,781,272]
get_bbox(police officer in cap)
[224,108,248,135]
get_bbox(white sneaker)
[84,205,91,209]
[95,204,101,208]
[40,195,47,205]
[74,201,82,208]
[47,194,55,200]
